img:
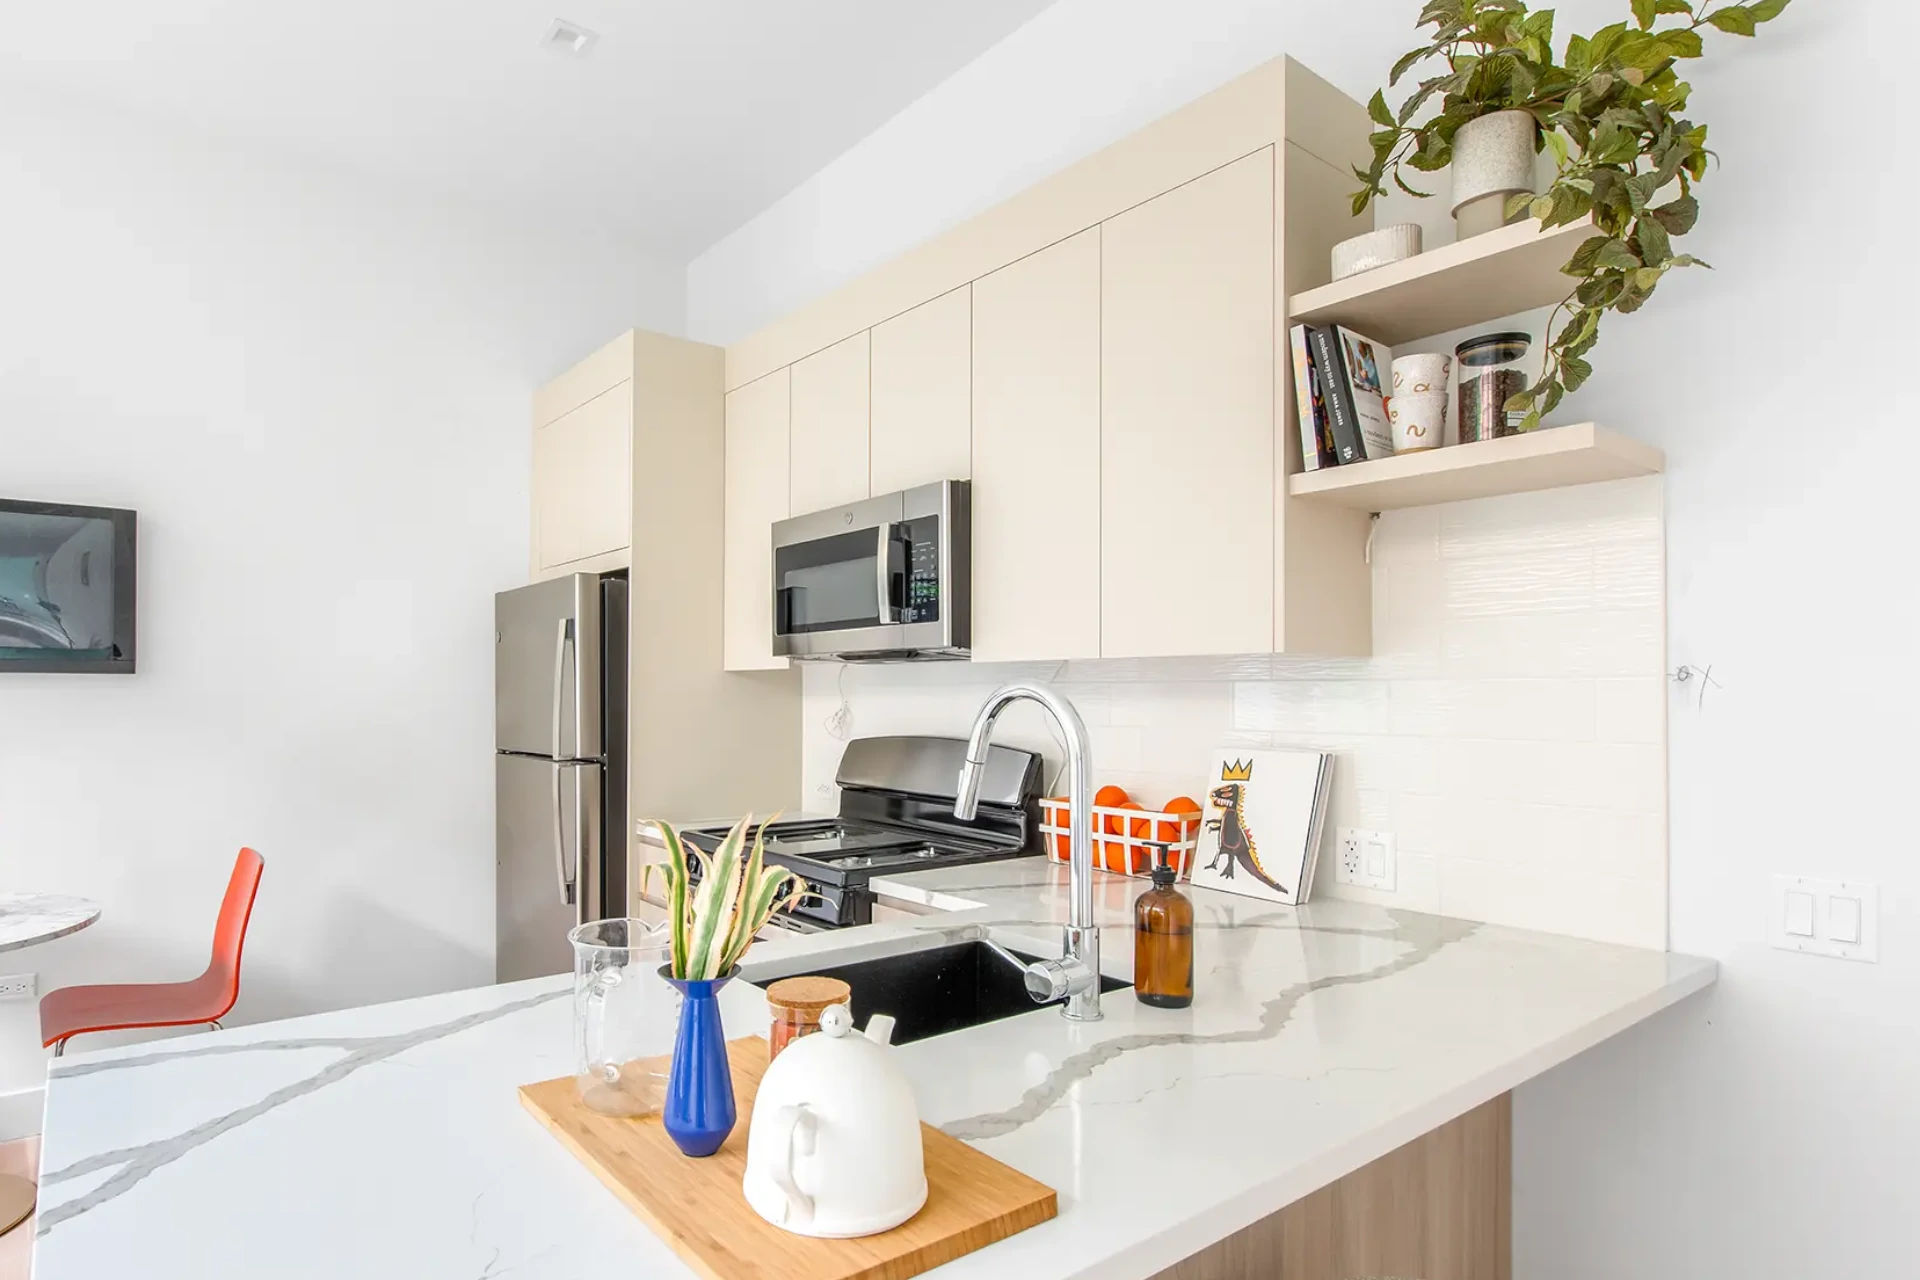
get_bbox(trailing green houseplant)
[652,816,802,980]
[1353,0,1789,429]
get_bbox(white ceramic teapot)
[742,1004,927,1238]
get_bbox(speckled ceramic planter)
[1451,109,1537,237]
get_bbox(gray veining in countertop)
[33,856,1715,1280]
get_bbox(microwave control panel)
[899,515,941,623]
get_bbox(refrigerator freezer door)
[496,574,602,760]
[497,754,603,982]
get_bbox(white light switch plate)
[1336,827,1396,892]
[1769,875,1879,963]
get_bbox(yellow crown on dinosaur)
[1220,759,1254,782]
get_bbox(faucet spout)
[953,682,1101,1021]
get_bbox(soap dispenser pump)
[1134,845,1193,1008]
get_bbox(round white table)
[0,892,100,1234]
[0,893,100,954]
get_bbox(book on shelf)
[1308,324,1396,464]
[1288,324,1339,472]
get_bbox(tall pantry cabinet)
[529,330,800,871]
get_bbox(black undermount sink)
[753,940,1132,1047]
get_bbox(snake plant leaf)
[723,864,804,974]
[717,816,776,976]
[655,822,692,978]
[685,817,744,979]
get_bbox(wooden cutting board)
[519,1036,1057,1280]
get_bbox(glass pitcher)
[569,918,674,1117]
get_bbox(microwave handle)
[875,523,903,624]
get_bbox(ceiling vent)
[542,19,600,57]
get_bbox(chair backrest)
[207,847,265,995]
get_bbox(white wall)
[693,0,1920,1273]
[0,89,682,1129]
[805,478,1669,948]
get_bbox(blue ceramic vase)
[660,965,737,1157]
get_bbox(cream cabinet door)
[1100,150,1275,658]
[788,333,870,514]
[971,230,1101,663]
[723,370,791,671]
[533,381,632,572]
[870,286,971,494]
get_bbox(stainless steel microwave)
[771,480,970,661]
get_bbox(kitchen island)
[32,859,1713,1279]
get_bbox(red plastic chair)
[41,848,265,1057]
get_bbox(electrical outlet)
[1335,828,1396,892]
[0,973,36,1001]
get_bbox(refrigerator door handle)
[550,617,572,760]
[552,763,576,907]
[575,766,600,925]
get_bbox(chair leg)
[209,1020,223,1032]
[52,1040,66,1058]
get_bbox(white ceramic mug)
[1389,391,1447,452]
[1392,353,1451,398]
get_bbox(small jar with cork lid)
[764,976,853,1062]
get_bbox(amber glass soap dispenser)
[1134,859,1194,1008]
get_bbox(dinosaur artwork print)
[1189,750,1333,906]
[1203,778,1291,897]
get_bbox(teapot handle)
[766,1104,817,1227]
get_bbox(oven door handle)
[874,523,902,625]
[760,910,834,937]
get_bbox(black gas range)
[677,735,1045,932]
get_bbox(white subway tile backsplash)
[1439,856,1665,950]
[1233,680,1391,735]
[1441,550,1594,618]
[1435,739,1665,809]
[1440,607,1665,679]
[1592,538,1664,612]
[1107,681,1234,730]
[801,478,1667,950]
[1388,678,1596,741]
[1595,677,1667,744]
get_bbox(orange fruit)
[1101,801,1150,873]
[1155,796,1202,874]
[1093,784,1130,810]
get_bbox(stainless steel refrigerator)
[495,572,627,982]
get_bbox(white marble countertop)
[33,860,1714,1279]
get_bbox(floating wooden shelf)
[1287,423,1663,511]
[1289,218,1594,345]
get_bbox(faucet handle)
[1023,955,1095,1004]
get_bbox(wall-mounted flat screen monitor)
[0,500,137,673]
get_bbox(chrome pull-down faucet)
[954,682,1102,1022]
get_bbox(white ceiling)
[0,0,1055,259]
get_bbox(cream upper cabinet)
[788,332,870,515]
[533,381,633,573]
[723,370,791,671]
[869,286,971,494]
[1100,150,1276,658]
[971,231,1101,663]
